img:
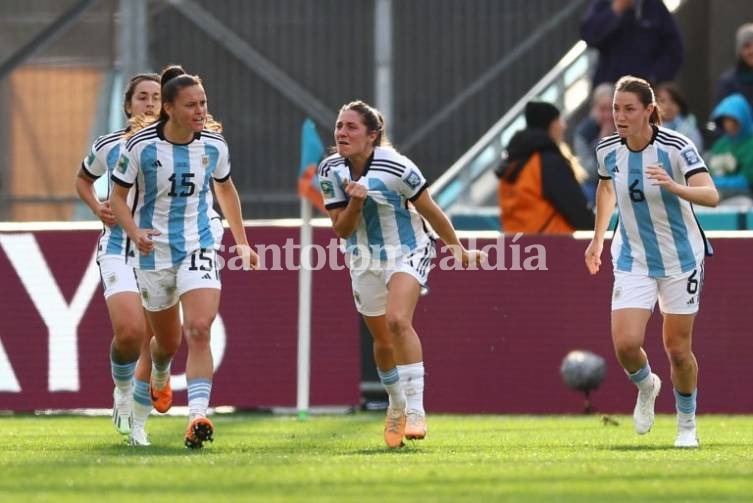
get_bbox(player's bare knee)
[385,313,412,337]
[665,347,693,369]
[114,322,145,351]
[183,318,213,342]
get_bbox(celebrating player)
[319,100,486,448]
[110,65,258,448]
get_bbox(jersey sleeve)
[111,146,139,188]
[213,142,231,182]
[318,160,347,210]
[397,159,428,201]
[595,147,612,179]
[676,143,707,179]
[81,141,106,179]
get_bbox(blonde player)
[75,73,160,446]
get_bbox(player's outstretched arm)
[412,190,486,268]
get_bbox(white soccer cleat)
[128,427,151,446]
[633,373,661,435]
[112,387,133,435]
[674,426,699,448]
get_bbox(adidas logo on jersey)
[202,273,212,280]
[611,166,619,173]
[152,160,162,168]
[686,297,695,306]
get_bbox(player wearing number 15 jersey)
[585,76,719,450]
[110,65,259,449]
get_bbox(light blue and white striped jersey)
[81,128,132,259]
[112,121,230,270]
[318,146,432,260]
[596,125,711,277]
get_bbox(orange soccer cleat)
[185,416,214,449]
[149,379,173,413]
[405,410,427,440]
[384,407,406,449]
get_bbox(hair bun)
[160,65,186,87]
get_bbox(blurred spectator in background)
[656,82,703,152]
[715,23,753,109]
[496,101,594,234]
[581,0,683,87]
[574,82,616,204]
[707,93,753,198]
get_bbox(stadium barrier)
[1,223,752,414]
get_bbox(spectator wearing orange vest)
[496,101,595,234]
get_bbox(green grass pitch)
[1,413,752,502]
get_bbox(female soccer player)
[75,73,160,446]
[319,100,485,448]
[110,66,258,448]
[585,75,719,448]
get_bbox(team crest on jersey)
[320,180,335,199]
[403,169,422,189]
[201,155,210,168]
[681,149,699,165]
[117,156,129,174]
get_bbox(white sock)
[635,373,655,393]
[377,367,406,410]
[151,360,171,390]
[677,412,696,430]
[397,362,425,415]
[384,381,406,411]
[132,379,152,430]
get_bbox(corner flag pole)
[296,118,324,419]
[296,197,313,419]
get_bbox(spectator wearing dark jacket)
[715,23,753,109]
[580,0,683,87]
[496,101,595,234]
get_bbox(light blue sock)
[187,378,212,419]
[627,362,651,384]
[111,359,136,391]
[133,379,151,407]
[674,388,697,415]
[377,367,405,409]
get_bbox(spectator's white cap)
[735,23,753,56]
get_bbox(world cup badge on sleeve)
[403,169,422,189]
[117,156,129,174]
[681,149,700,166]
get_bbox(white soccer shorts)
[348,242,436,316]
[98,255,139,299]
[612,265,704,314]
[135,248,221,311]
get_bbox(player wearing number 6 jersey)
[110,65,259,448]
[585,75,719,449]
